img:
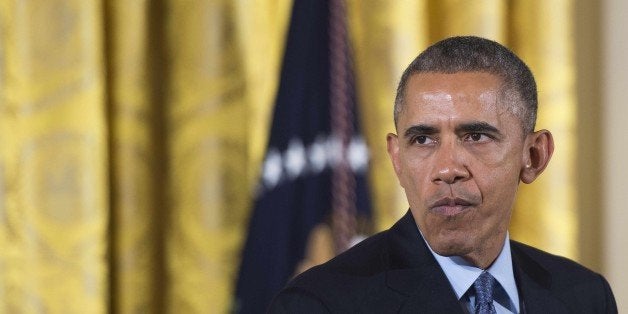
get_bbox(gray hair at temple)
[394,36,538,135]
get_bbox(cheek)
[399,156,431,198]
[470,149,523,206]
[470,145,523,181]
[474,165,521,218]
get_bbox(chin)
[428,235,475,257]
[433,246,472,257]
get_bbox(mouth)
[429,197,474,217]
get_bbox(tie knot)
[473,271,497,314]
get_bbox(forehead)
[400,72,512,126]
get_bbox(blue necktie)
[473,271,497,314]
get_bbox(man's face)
[387,72,530,267]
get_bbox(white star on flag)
[285,138,306,179]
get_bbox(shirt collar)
[419,229,520,313]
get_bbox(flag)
[233,0,373,312]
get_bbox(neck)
[462,234,507,269]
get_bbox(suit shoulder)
[290,229,391,286]
[274,229,396,311]
[511,240,617,312]
[511,240,616,299]
[305,228,392,277]
[511,240,598,279]
[511,241,597,276]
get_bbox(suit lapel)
[383,211,466,313]
[389,268,466,313]
[511,242,571,314]
[381,212,574,313]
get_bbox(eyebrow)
[403,122,502,138]
[403,125,439,138]
[455,122,501,136]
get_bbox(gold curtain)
[0,0,576,313]
[508,0,577,258]
[0,0,108,313]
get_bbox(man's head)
[387,36,554,269]
[394,36,537,135]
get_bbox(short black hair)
[394,36,537,134]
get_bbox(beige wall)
[602,0,628,310]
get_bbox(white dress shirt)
[420,229,520,313]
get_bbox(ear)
[520,129,554,184]
[386,133,403,178]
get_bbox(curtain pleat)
[0,1,108,313]
[428,0,507,41]
[163,1,272,312]
[509,0,577,259]
[106,0,164,312]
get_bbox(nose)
[431,140,470,184]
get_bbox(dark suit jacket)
[269,211,617,313]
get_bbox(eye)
[412,135,436,145]
[464,133,490,142]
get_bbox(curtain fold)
[0,1,108,312]
[0,0,578,312]
[106,0,165,312]
[509,0,577,258]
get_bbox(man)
[269,36,617,313]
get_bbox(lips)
[429,197,474,216]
